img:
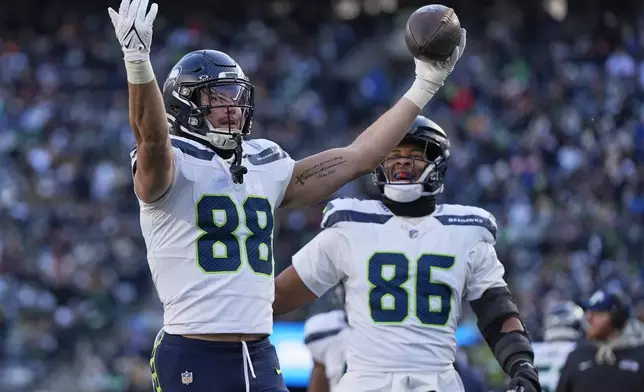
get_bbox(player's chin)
[210,114,242,130]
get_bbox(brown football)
[405,5,461,61]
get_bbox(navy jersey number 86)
[368,252,455,325]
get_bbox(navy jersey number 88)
[196,194,274,275]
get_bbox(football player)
[304,308,350,392]
[532,301,584,392]
[274,116,542,392]
[108,0,466,391]
[304,308,488,392]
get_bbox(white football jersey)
[532,341,576,392]
[130,135,294,335]
[304,310,349,392]
[292,198,506,373]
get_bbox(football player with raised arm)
[274,117,542,392]
[107,0,466,391]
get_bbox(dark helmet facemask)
[374,137,449,203]
[169,77,253,151]
[163,50,258,184]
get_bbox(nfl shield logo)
[409,230,418,238]
[181,371,193,385]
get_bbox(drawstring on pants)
[241,341,257,392]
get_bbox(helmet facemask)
[162,50,255,185]
[374,137,449,203]
[168,76,254,152]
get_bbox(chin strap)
[230,134,248,184]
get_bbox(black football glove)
[506,362,541,392]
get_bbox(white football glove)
[108,0,158,63]
[404,28,467,108]
[415,28,467,95]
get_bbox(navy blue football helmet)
[373,116,450,203]
[543,301,585,341]
[162,50,254,183]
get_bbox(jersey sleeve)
[291,228,349,297]
[244,139,295,207]
[434,204,498,245]
[129,142,185,207]
[465,241,507,301]
[320,198,356,228]
[304,310,347,363]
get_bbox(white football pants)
[336,368,465,392]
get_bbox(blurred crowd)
[0,0,643,390]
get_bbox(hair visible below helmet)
[373,115,450,203]
[586,289,631,330]
[543,301,585,341]
[162,50,254,183]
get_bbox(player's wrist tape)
[124,59,156,84]
[403,77,443,109]
[492,330,535,376]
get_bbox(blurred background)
[0,0,643,390]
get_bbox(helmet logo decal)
[168,65,182,80]
[589,291,605,306]
[163,65,182,92]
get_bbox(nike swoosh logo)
[274,367,282,375]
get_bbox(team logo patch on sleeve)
[246,147,288,165]
[434,214,497,239]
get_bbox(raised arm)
[109,0,173,203]
[279,29,466,208]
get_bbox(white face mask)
[383,162,443,203]
[383,183,423,203]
